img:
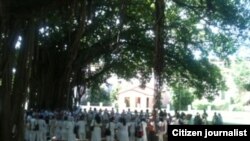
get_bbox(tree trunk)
[57,0,87,110]
[0,19,20,141]
[26,0,88,111]
[10,18,35,141]
[153,0,165,110]
[153,2,165,140]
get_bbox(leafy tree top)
[1,0,250,101]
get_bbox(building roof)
[118,85,155,96]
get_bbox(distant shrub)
[211,102,229,110]
[232,105,245,111]
[192,100,229,111]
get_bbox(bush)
[192,100,210,110]
[192,100,229,110]
[193,103,210,110]
[232,105,245,111]
[211,102,229,110]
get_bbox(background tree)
[233,58,250,91]
[87,84,111,105]
[172,85,195,110]
[231,56,250,107]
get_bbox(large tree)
[0,0,86,140]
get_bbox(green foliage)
[110,87,119,103]
[232,58,250,91]
[232,105,245,111]
[172,85,194,110]
[1,0,250,110]
[192,100,229,110]
[194,103,210,111]
[211,102,229,110]
[37,0,250,105]
[87,83,120,105]
[88,84,111,105]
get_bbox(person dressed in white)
[55,116,63,140]
[141,118,148,141]
[157,117,167,141]
[24,116,31,141]
[135,119,144,141]
[37,115,47,141]
[91,114,102,141]
[116,117,129,141]
[77,115,87,140]
[105,117,116,141]
[30,115,39,141]
[61,116,68,141]
[49,115,57,139]
[66,116,76,141]
[128,116,136,141]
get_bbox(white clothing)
[61,121,68,140]
[117,122,129,141]
[24,121,31,141]
[77,120,87,140]
[128,121,136,141]
[55,120,63,140]
[141,121,148,141]
[91,119,102,141]
[157,120,167,141]
[66,121,76,141]
[30,118,39,141]
[105,122,116,141]
[37,119,47,141]
[49,119,57,138]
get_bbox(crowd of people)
[24,107,223,141]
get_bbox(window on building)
[125,97,130,107]
[136,97,141,107]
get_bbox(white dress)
[37,119,47,141]
[77,120,87,140]
[105,122,116,141]
[55,120,63,140]
[30,118,39,141]
[91,119,102,141]
[141,121,148,141]
[49,118,56,138]
[117,122,129,141]
[61,121,68,140]
[66,121,76,141]
[157,121,167,141]
[128,121,136,141]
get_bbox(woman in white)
[37,115,47,141]
[49,115,57,139]
[135,119,144,141]
[157,117,167,141]
[116,117,129,141]
[30,115,39,141]
[66,116,76,141]
[55,116,63,140]
[105,117,116,141]
[91,114,102,141]
[61,116,68,141]
[77,115,87,140]
[128,117,136,141]
[141,118,148,141]
[24,117,31,141]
